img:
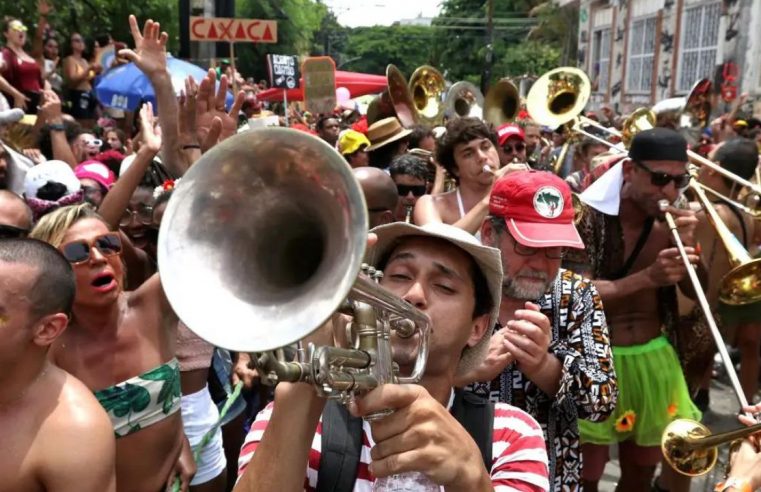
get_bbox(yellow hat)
[338,129,370,155]
[9,20,27,32]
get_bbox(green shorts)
[579,336,701,447]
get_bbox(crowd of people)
[3,7,761,492]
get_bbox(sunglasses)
[633,160,691,189]
[120,205,154,227]
[0,224,29,239]
[502,142,526,153]
[396,184,427,197]
[61,233,122,265]
[85,139,103,147]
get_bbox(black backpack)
[316,389,494,492]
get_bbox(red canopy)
[256,70,387,103]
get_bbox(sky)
[323,0,444,27]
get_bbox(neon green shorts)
[579,336,701,447]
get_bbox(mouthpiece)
[658,199,670,212]
[482,165,494,174]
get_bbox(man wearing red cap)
[459,170,617,490]
[496,123,527,167]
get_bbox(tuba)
[408,65,447,126]
[158,128,431,404]
[652,78,712,131]
[483,78,520,127]
[445,81,484,120]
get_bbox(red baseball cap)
[489,171,584,249]
[496,123,525,147]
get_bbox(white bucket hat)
[366,222,503,379]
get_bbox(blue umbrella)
[95,55,233,112]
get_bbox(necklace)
[0,367,47,407]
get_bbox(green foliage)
[339,25,433,76]
[234,0,327,81]
[0,0,178,53]
[494,40,560,78]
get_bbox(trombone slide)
[658,200,750,410]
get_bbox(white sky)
[323,0,444,27]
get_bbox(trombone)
[662,418,761,476]
[659,191,761,475]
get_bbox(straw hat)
[365,117,412,152]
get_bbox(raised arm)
[118,15,181,177]
[37,90,77,168]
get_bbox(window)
[627,17,657,93]
[678,2,721,92]
[592,28,612,94]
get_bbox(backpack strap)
[450,389,494,471]
[316,400,364,492]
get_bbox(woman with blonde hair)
[31,203,196,491]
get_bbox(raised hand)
[455,326,514,385]
[138,102,162,154]
[502,301,551,375]
[38,90,63,123]
[119,15,168,79]
[195,69,244,152]
[38,0,53,17]
[645,246,699,287]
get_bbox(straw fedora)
[365,117,412,152]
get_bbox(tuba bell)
[526,67,592,129]
[445,81,484,119]
[408,65,446,126]
[158,128,431,403]
[483,78,520,126]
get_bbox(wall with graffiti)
[575,0,759,116]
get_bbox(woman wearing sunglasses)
[30,203,195,492]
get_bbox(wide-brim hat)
[365,116,412,152]
[366,222,503,379]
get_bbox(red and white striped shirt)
[238,401,550,491]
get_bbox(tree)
[234,0,327,82]
[494,40,560,78]
[338,25,433,76]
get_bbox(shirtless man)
[414,117,523,235]
[564,128,705,492]
[0,238,115,492]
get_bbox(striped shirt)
[237,400,550,491]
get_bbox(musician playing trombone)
[234,223,550,491]
[683,138,761,409]
[563,128,706,492]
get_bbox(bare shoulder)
[46,366,112,434]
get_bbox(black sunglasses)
[502,142,526,153]
[0,224,29,239]
[61,233,122,265]
[396,184,427,197]
[633,160,691,189]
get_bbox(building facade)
[559,0,761,115]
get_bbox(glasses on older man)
[495,219,565,259]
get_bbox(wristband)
[715,478,751,492]
[48,123,65,131]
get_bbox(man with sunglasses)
[496,123,528,166]
[459,171,617,490]
[389,154,429,222]
[0,238,116,491]
[564,128,704,492]
[0,189,32,238]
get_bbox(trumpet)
[662,418,761,476]
[158,128,431,408]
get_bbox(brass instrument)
[652,78,712,132]
[158,127,431,407]
[483,78,520,126]
[368,65,419,127]
[662,419,761,476]
[525,67,592,175]
[408,65,447,126]
[445,81,484,119]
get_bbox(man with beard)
[460,170,617,490]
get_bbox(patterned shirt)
[237,400,550,491]
[468,269,617,491]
